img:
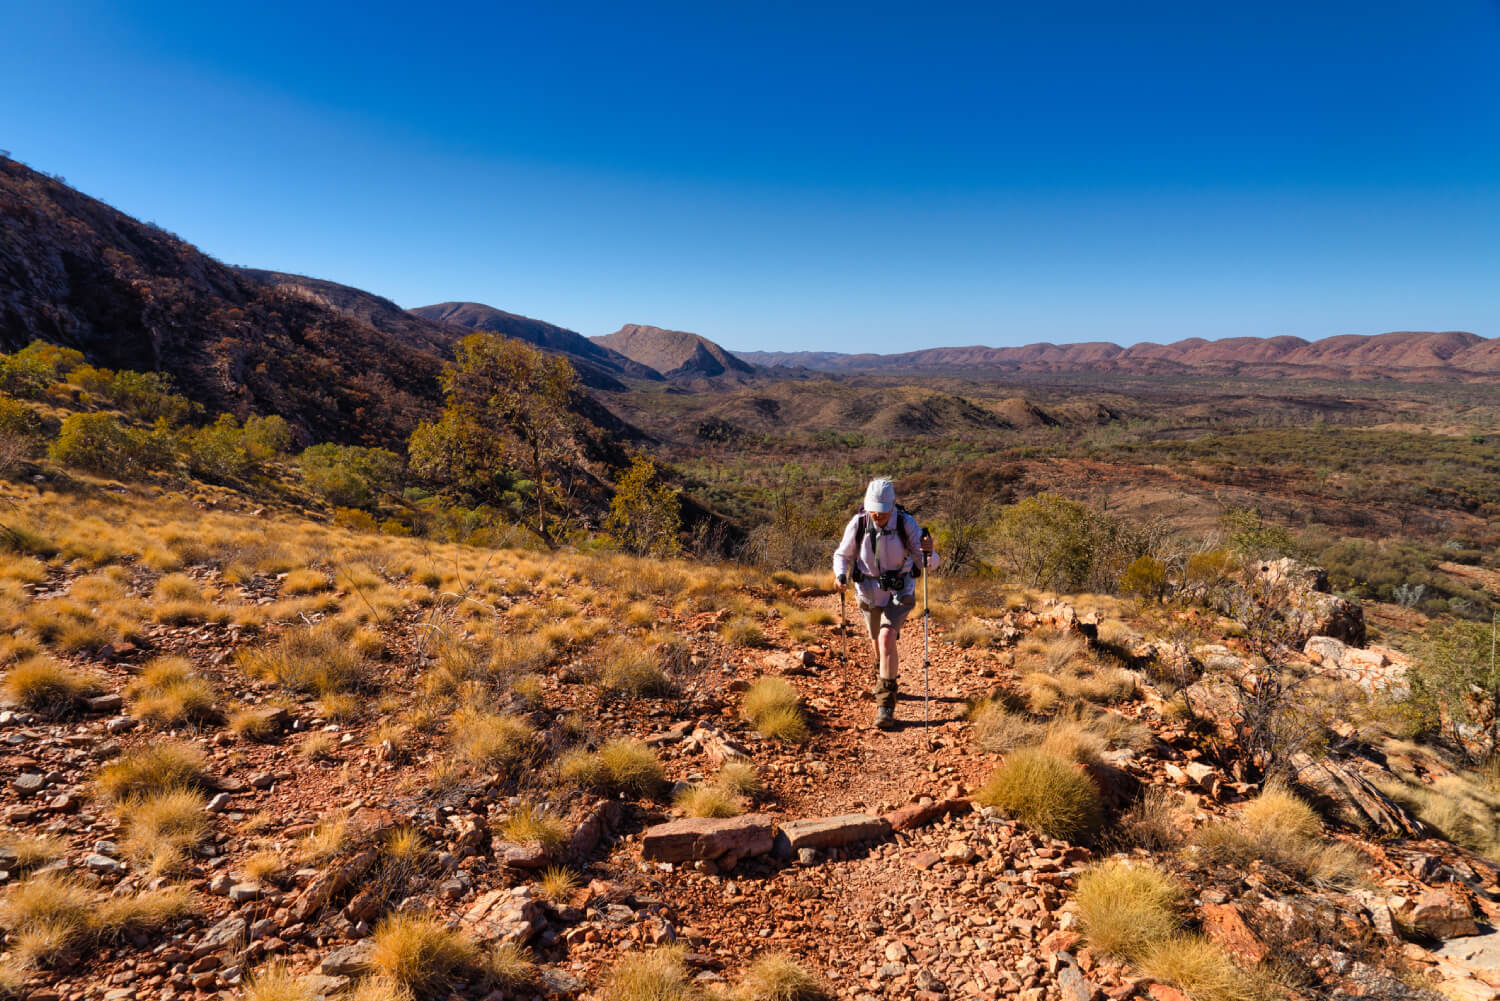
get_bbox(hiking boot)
[874,678,898,730]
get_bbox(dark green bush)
[299,443,403,509]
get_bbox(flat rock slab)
[641,814,775,862]
[883,797,970,832]
[776,814,891,855]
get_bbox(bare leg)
[878,626,899,680]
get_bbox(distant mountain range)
[739,330,1499,380]
[3,153,1497,454]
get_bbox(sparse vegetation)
[1,656,98,715]
[741,676,810,742]
[602,945,697,1001]
[675,783,743,818]
[368,912,478,996]
[1076,861,1186,959]
[975,746,1102,842]
[561,740,665,797]
[735,952,833,1001]
[125,656,218,727]
[95,742,208,802]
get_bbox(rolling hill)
[594,323,756,379]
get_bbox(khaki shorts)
[860,594,916,638]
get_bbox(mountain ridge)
[739,330,1496,379]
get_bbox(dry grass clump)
[721,616,768,648]
[369,912,478,996]
[1040,720,1106,766]
[1114,788,1186,851]
[602,945,698,1001]
[975,747,1102,842]
[121,787,209,874]
[0,958,29,998]
[1072,856,1262,1001]
[2,655,99,715]
[294,812,352,865]
[598,635,673,698]
[228,706,281,741]
[0,831,64,873]
[450,707,534,774]
[298,731,338,761]
[1076,861,1186,958]
[0,872,193,969]
[1016,630,1087,674]
[241,960,320,1001]
[481,942,537,989]
[498,802,567,853]
[560,740,664,797]
[93,884,196,941]
[281,568,331,595]
[717,761,762,799]
[675,783,743,818]
[126,656,218,727]
[236,621,371,696]
[735,952,833,1001]
[1195,782,1362,887]
[742,676,810,743]
[1140,936,1262,1001]
[969,698,1044,753]
[242,849,289,883]
[948,620,998,649]
[96,741,208,802]
[152,573,205,602]
[537,866,580,903]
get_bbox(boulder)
[640,814,775,862]
[319,941,375,977]
[1255,558,1365,646]
[461,886,543,944]
[1410,888,1480,940]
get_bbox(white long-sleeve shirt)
[832,510,939,607]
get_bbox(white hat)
[864,478,896,514]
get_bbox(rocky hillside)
[0,159,453,445]
[594,324,756,380]
[2,479,1497,1001]
[410,303,664,391]
[742,330,1499,381]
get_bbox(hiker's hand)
[837,573,848,587]
[920,528,933,555]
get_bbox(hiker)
[832,478,937,729]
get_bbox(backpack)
[852,504,923,580]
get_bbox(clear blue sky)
[5,1,1498,352]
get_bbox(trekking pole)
[838,579,849,669]
[921,528,932,750]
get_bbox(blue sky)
[5,1,1498,352]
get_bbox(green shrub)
[299,443,403,509]
[992,494,1140,593]
[106,369,192,423]
[0,342,83,399]
[50,412,135,476]
[605,455,682,557]
[1119,556,1168,600]
[975,746,1102,841]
